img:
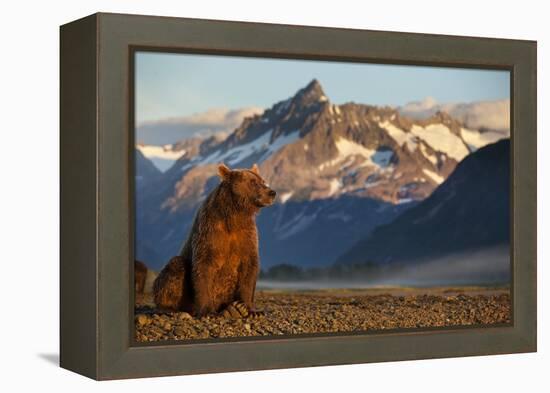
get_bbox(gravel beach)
[134,287,511,342]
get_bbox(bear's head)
[218,163,277,208]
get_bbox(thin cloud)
[136,107,263,145]
[399,98,510,132]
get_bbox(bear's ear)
[251,163,260,175]
[217,163,232,180]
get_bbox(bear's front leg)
[236,255,263,316]
[220,256,263,319]
[191,263,218,318]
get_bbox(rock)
[135,314,150,326]
[177,312,192,321]
[174,327,187,337]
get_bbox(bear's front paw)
[221,301,249,318]
[221,301,266,319]
[247,309,264,319]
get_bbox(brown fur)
[153,256,192,311]
[134,260,148,295]
[153,163,276,317]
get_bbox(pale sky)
[135,51,510,125]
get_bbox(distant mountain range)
[135,149,161,187]
[337,139,510,265]
[135,79,509,272]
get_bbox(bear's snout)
[255,186,277,207]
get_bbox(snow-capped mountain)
[163,79,507,207]
[135,80,509,269]
[135,149,161,188]
[337,139,510,267]
[136,129,229,173]
[136,143,188,172]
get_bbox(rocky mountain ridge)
[135,79,509,269]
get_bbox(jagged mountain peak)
[305,78,323,90]
[293,78,328,106]
[200,80,331,161]
[266,79,329,120]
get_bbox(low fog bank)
[369,245,510,287]
[258,245,510,290]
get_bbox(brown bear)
[153,163,276,318]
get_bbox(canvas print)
[133,52,511,343]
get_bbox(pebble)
[174,327,187,336]
[135,290,511,342]
[135,314,150,326]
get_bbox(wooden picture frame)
[60,12,536,380]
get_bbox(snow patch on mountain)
[336,138,394,170]
[423,168,444,184]
[410,124,469,161]
[201,129,300,166]
[364,178,382,188]
[328,178,343,197]
[317,138,396,176]
[260,130,300,160]
[460,128,507,151]
[137,144,187,172]
[420,143,438,165]
[335,137,374,160]
[379,121,418,151]
[279,191,294,203]
[206,131,271,165]
[318,157,342,171]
